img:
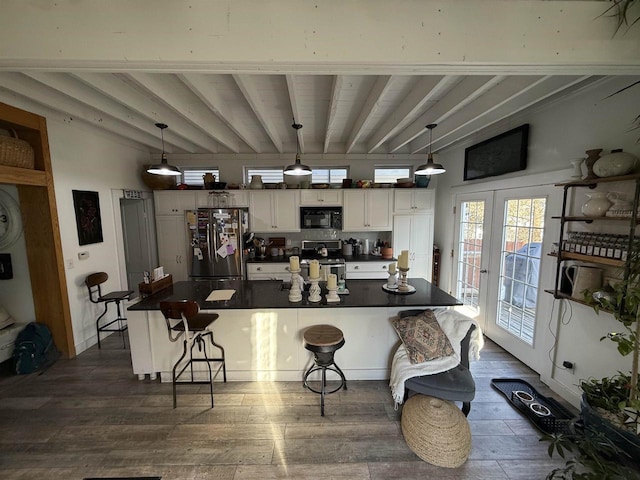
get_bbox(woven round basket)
[0,129,35,169]
[401,395,471,468]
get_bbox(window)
[181,167,220,187]
[311,167,348,184]
[245,167,284,184]
[374,167,411,184]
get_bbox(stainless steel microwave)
[300,207,342,229]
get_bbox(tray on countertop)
[491,378,575,435]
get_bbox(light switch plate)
[0,253,13,279]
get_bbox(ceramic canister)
[581,192,612,217]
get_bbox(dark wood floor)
[0,333,573,479]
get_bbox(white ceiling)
[0,70,604,157]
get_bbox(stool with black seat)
[85,272,133,349]
[159,300,226,408]
[302,324,347,416]
[400,309,476,416]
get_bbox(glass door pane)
[497,197,546,345]
[456,200,486,313]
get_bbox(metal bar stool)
[159,300,226,408]
[303,324,347,416]
[85,272,133,349]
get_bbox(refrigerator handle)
[209,217,217,262]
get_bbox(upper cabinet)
[154,191,196,215]
[248,190,300,232]
[343,190,392,231]
[300,189,343,206]
[195,190,249,208]
[393,189,434,213]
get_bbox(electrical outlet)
[66,258,74,269]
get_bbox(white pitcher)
[564,265,602,299]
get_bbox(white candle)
[309,259,320,278]
[389,262,396,274]
[398,250,409,269]
[327,273,337,289]
[289,255,300,271]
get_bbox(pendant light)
[284,120,311,176]
[415,123,446,175]
[147,123,181,176]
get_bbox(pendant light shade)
[147,123,181,176]
[284,121,311,176]
[415,123,446,175]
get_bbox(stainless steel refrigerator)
[186,208,249,279]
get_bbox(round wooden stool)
[302,325,347,416]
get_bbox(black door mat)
[491,378,576,435]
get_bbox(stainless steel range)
[300,240,346,280]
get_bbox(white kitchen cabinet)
[249,190,300,232]
[300,189,343,206]
[393,189,434,213]
[392,213,433,281]
[155,215,189,282]
[343,190,392,231]
[246,262,291,280]
[154,191,196,215]
[346,261,390,279]
[195,190,249,208]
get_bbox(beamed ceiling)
[0,70,605,156]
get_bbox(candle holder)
[397,267,410,292]
[308,276,321,303]
[325,284,340,303]
[386,271,398,289]
[289,269,302,302]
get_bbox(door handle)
[480,269,487,273]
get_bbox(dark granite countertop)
[247,255,396,263]
[128,278,460,311]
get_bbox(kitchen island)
[127,278,460,382]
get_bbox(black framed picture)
[464,124,529,181]
[72,190,103,245]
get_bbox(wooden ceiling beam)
[345,75,392,154]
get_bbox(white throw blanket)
[389,309,483,406]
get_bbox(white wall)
[432,76,640,405]
[45,120,150,352]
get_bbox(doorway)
[120,197,157,290]
[454,186,554,373]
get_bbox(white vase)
[570,158,584,179]
[593,149,638,178]
[581,192,612,217]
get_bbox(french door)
[454,187,554,372]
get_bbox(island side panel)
[298,307,398,380]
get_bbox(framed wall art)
[464,124,529,181]
[72,190,103,245]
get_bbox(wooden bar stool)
[159,300,226,408]
[85,272,133,349]
[303,324,347,416]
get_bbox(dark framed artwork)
[464,124,529,181]
[72,190,103,245]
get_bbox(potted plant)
[580,242,640,458]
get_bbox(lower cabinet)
[247,263,291,280]
[392,214,433,281]
[346,261,390,279]
[155,215,189,282]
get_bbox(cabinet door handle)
[354,266,359,270]
[257,267,262,271]
[382,265,387,270]
[480,269,488,273]
[285,266,290,271]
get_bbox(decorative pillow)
[391,310,454,364]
